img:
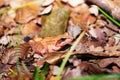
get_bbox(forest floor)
[0,0,120,80]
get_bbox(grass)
[15,24,23,80]
[98,7,120,27]
[56,31,86,80]
[71,74,120,80]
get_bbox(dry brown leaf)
[39,5,52,15]
[97,58,120,68]
[21,21,40,36]
[15,3,39,23]
[112,66,120,73]
[70,4,96,30]
[0,0,4,6]
[104,46,120,56]
[89,27,108,45]
[1,43,31,64]
[0,35,10,45]
[1,13,16,28]
[62,67,82,80]
[0,25,4,36]
[33,51,66,66]
[62,62,108,80]
[77,62,109,75]
[68,25,82,39]
[8,35,25,46]
[86,0,120,21]
[5,27,20,35]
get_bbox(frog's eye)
[60,37,67,41]
[55,38,67,46]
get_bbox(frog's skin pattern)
[29,33,73,55]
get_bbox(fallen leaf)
[0,26,4,36]
[112,66,120,73]
[40,7,70,37]
[114,34,120,45]
[1,13,16,28]
[42,0,54,6]
[70,4,96,29]
[62,67,82,80]
[1,43,31,64]
[0,36,10,45]
[62,62,109,80]
[97,58,120,68]
[78,62,105,75]
[9,0,25,8]
[39,5,52,15]
[8,35,24,47]
[68,0,84,7]
[33,51,66,66]
[15,3,39,23]
[89,5,98,16]
[68,25,82,39]
[89,27,97,38]
[105,46,120,56]
[0,0,4,6]
[61,0,68,3]
[21,21,40,36]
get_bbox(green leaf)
[40,7,71,37]
[32,63,49,80]
[39,63,49,80]
[32,67,40,80]
[71,74,120,80]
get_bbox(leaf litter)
[0,0,120,80]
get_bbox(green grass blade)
[98,7,120,27]
[71,74,120,80]
[32,67,40,80]
[9,68,17,77]
[21,61,31,75]
[56,31,86,80]
[32,63,49,80]
[39,63,49,80]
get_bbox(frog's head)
[55,33,73,48]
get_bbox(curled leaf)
[39,5,52,15]
[1,43,30,64]
[15,3,39,23]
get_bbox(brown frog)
[29,33,73,56]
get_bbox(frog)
[29,33,73,56]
